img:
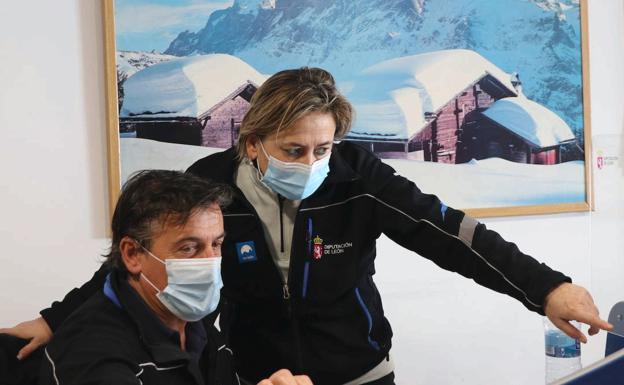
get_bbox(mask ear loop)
[132,239,165,294]
[254,140,271,178]
[141,272,162,294]
[134,240,166,265]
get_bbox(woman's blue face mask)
[257,140,331,200]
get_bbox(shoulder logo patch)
[236,241,257,263]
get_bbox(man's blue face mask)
[256,140,331,200]
[139,245,222,322]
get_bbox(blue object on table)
[551,348,624,385]
[606,301,624,356]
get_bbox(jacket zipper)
[278,195,285,253]
[232,185,301,370]
[277,194,289,299]
[267,195,301,371]
[354,287,381,351]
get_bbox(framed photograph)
[103,0,592,217]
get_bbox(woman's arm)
[357,148,610,340]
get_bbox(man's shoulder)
[60,289,130,328]
[42,291,147,384]
[47,290,140,357]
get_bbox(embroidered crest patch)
[313,235,323,259]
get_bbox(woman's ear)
[120,236,143,275]
[246,135,259,161]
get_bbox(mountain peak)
[162,0,582,134]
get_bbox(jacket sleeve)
[39,354,139,385]
[200,320,246,385]
[39,264,109,331]
[365,155,570,315]
[39,347,139,385]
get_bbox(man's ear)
[246,135,259,161]
[120,236,143,275]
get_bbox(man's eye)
[179,245,198,255]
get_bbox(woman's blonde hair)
[236,67,353,160]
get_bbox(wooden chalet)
[345,50,576,164]
[119,54,265,148]
[473,96,577,164]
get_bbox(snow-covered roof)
[482,96,575,148]
[116,51,176,80]
[346,49,518,140]
[120,54,267,119]
[346,85,426,141]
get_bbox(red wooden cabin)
[345,50,576,164]
[119,54,264,148]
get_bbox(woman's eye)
[314,147,329,156]
[285,148,301,157]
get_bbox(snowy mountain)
[163,0,584,137]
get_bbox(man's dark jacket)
[39,269,239,385]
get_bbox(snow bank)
[482,96,576,148]
[120,54,267,119]
[119,138,221,183]
[390,156,585,208]
[120,138,585,209]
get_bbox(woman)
[2,68,611,385]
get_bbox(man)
[38,170,311,385]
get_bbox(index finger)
[0,327,22,337]
[575,312,613,332]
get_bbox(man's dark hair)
[104,170,232,271]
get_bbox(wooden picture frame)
[103,0,592,218]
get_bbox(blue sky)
[115,0,233,52]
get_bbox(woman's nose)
[302,151,316,166]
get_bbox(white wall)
[0,1,110,321]
[0,1,622,384]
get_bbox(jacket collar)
[325,142,359,183]
[106,270,208,368]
